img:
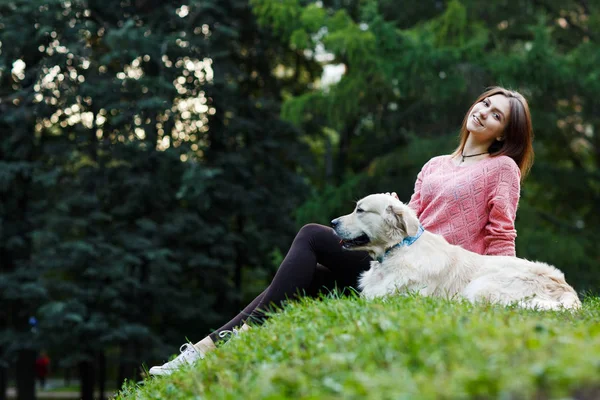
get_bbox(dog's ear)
[385,204,420,237]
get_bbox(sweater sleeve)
[484,160,521,256]
[407,159,431,217]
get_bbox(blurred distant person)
[35,351,50,389]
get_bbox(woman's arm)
[484,160,521,256]
[407,163,428,217]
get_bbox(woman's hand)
[385,192,399,200]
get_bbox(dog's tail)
[558,291,582,310]
[527,295,580,311]
[529,263,582,311]
[528,291,581,311]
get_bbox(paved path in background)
[6,378,117,399]
[6,387,116,399]
[7,387,81,399]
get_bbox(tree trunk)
[79,359,95,400]
[324,135,333,184]
[133,343,142,382]
[115,343,133,390]
[234,215,246,310]
[64,366,71,386]
[115,343,138,390]
[15,349,36,400]
[336,120,358,184]
[0,363,7,400]
[97,352,106,400]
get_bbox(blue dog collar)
[376,224,425,263]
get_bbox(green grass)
[117,293,600,399]
[47,384,80,392]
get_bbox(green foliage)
[294,134,457,227]
[294,173,365,226]
[290,29,310,50]
[250,0,302,39]
[300,4,327,32]
[118,294,600,399]
[0,0,312,393]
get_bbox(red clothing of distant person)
[35,353,50,387]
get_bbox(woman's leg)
[149,290,267,375]
[149,223,370,376]
[207,223,370,339]
[234,223,371,324]
[205,265,335,343]
[206,289,267,343]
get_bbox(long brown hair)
[453,87,534,180]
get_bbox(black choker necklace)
[461,151,488,163]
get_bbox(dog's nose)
[331,218,339,229]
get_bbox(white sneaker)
[149,343,205,376]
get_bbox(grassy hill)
[117,293,600,399]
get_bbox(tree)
[1,0,313,398]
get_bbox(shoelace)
[218,327,240,340]
[178,343,202,362]
[179,343,193,354]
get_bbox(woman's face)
[466,94,511,143]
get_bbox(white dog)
[331,194,581,310]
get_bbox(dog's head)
[331,194,421,256]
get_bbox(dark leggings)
[208,223,372,342]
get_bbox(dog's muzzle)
[338,234,370,249]
[331,218,370,249]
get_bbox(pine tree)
[1,0,313,397]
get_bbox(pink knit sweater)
[408,155,521,256]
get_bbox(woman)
[149,86,534,376]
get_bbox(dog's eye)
[356,207,364,213]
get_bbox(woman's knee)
[295,223,332,244]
